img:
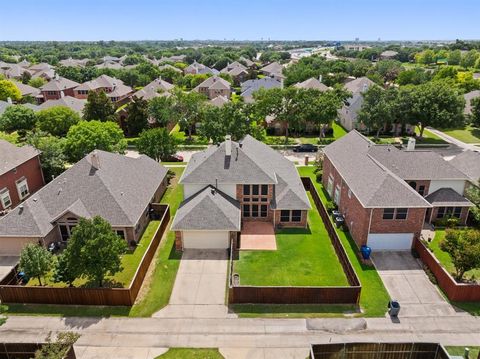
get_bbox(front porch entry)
[240,221,276,250]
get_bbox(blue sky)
[1,0,479,41]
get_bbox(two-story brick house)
[322,131,472,250]
[73,74,133,103]
[0,140,45,216]
[193,76,232,100]
[171,135,311,250]
[37,76,80,103]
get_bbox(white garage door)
[182,231,230,249]
[367,233,414,251]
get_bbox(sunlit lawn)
[440,125,480,143]
[155,349,224,359]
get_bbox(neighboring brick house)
[132,77,174,100]
[322,131,472,251]
[259,61,284,81]
[183,61,219,75]
[37,76,80,103]
[193,76,231,100]
[0,140,45,216]
[293,77,329,91]
[171,135,311,250]
[240,77,282,103]
[73,74,133,103]
[37,96,87,115]
[220,61,249,85]
[0,150,168,255]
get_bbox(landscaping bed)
[297,166,390,317]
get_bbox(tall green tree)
[448,50,462,65]
[125,98,148,136]
[34,332,80,359]
[0,79,21,101]
[0,105,36,134]
[36,106,81,136]
[19,243,53,286]
[173,90,206,140]
[64,120,127,162]
[148,95,177,127]
[137,127,178,162]
[82,90,116,122]
[358,86,396,138]
[440,229,480,281]
[470,97,480,127]
[26,132,67,182]
[397,81,465,137]
[61,216,127,287]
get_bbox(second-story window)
[382,208,395,220]
[0,189,12,209]
[16,178,29,200]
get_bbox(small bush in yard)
[315,170,323,183]
[440,229,480,282]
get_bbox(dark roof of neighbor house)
[40,77,80,92]
[180,135,311,210]
[38,96,87,114]
[171,186,241,231]
[343,77,376,94]
[294,77,329,91]
[464,90,480,115]
[0,140,40,177]
[240,77,282,102]
[133,78,174,100]
[220,61,247,73]
[194,76,231,91]
[209,95,229,107]
[425,188,472,207]
[367,145,468,181]
[260,62,283,75]
[0,151,168,237]
[12,81,41,97]
[323,131,432,208]
[449,150,480,183]
[76,75,133,98]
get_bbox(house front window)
[327,177,333,196]
[395,208,408,220]
[280,210,290,222]
[334,186,341,205]
[437,207,462,219]
[279,210,302,223]
[116,230,126,239]
[58,218,78,241]
[291,210,302,222]
[418,185,426,196]
[16,178,29,200]
[0,189,12,209]
[242,184,269,218]
[383,208,395,220]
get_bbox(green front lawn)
[440,125,480,144]
[234,193,348,287]
[156,349,224,359]
[2,168,185,318]
[297,167,390,317]
[428,230,480,282]
[170,124,209,145]
[446,346,480,358]
[264,122,348,146]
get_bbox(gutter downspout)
[367,208,373,245]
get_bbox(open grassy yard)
[2,168,185,318]
[170,123,209,145]
[440,125,480,143]
[234,193,348,287]
[264,122,348,146]
[297,167,390,317]
[428,230,480,282]
[155,349,224,359]
[446,346,480,358]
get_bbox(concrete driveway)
[154,249,233,319]
[372,251,467,317]
[0,256,18,281]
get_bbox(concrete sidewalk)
[427,127,480,152]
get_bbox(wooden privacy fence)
[414,238,480,302]
[228,177,361,305]
[0,204,170,306]
[310,342,449,359]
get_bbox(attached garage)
[367,233,414,251]
[182,231,230,249]
[0,237,38,255]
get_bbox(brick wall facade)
[322,155,427,247]
[430,206,469,225]
[41,88,76,101]
[273,209,308,228]
[236,184,274,223]
[405,179,431,196]
[0,156,44,211]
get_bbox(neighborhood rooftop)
[0,151,167,237]
[0,140,40,177]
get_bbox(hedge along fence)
[414,238,480,302]
[228,177,361,305]
[0,204,170,306]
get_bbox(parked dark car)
[162,154,184,162]
[292,144,318,153]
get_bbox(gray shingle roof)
[180,135,310,210]
[425,188,472,207]
[343,77,376,94]
[323,131,432,208]
[40,77,79,92]
[0,140,40,177]
[260,62,283,75]
[38,96,86,114]
[0,100,11,116]
[12,81,40,97]
[240,77,282,103]
[209,95,229,107]
[194,76,231,92]
[464,90,480,115]
[368,145,468,180]
[449,150,480,183]
[171,186,241,231]
[0,151,168,237]
[294,77,329,91]
[133,78,174,100]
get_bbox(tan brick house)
[171,135,311,250]
[37,76,80,103]
[193,76,231,100]
[322,131,472,250]
[0,150,168,255]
